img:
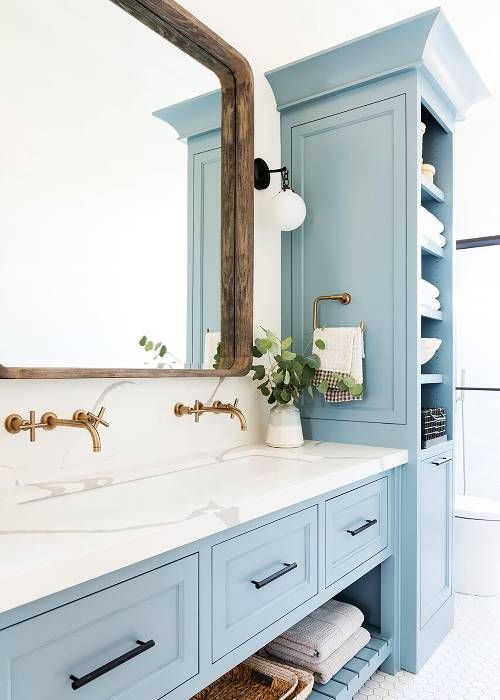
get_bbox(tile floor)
[356,593,500,699]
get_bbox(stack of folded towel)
[420,278,441,315]
[312,327,364,403]
[419,205,446,250]
[262,599,370,685]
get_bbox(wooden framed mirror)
[0,0,253,378]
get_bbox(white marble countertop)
[0,441,407,615]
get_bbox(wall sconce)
[254,158,306,231]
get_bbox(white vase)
[265,402,304,448]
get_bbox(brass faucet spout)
[174,399,247,430]
[44,416,102,452]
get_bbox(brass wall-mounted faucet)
[4,407,109,452]
[174,399,247,431]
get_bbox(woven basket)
[191,656,299,700]
[257,654,314,700]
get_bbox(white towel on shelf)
[203,331,221,369]
[264,600,364,663]
[420,279,440,300]
[421,297,441,311]
[313,327,364,384]
[419,205,444,237]
[421,228,446,249]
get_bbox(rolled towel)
[421,229,446,249]
[265,600,364,662]
[419,205,444,237]
[264,628,371,685]
[421,298,441,311]
[420,278,440,300]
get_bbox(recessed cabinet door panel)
[212,507,318,661]
[0,555,199,700]
[420,453,453,627]
[289,95,407,423]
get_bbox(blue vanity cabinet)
[0,555,199,700]
[420,452,453,627]
[212,506,318,661]
[267,8,487,674]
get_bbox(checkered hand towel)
[312,326,364,403]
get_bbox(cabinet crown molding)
[265,8,488,119]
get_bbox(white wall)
[1,0,497,488]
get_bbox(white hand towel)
[420,279,440,300]
[419,205,444,237]
[313,327,364,384]
[203,331,221,369]
[421,229,446,249]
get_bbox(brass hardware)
[174,398,247,431]
[313,293,351,330]
[4,407,109,452]
[313,293,366,334]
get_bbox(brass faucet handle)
[87,407,109,429]
[230,398,239,418]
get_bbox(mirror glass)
[1,0,224,370]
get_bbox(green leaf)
[252,345,263,358]
[258,380,269,391]
[314,338,326,350]
[317,379,329,394]
[307,385,314,399]
[268,394,277,404]
[337,379,348,392]
[280,389,290,403]
[256,337,272,354]
[252,365,266,381]
[159,345,167,358]
[350,383,364,397]
[260,387,271,397]
[281,350,296,361]
[139,336,147,347]
[343,375,355,389]
[272,370,284,384]
[281,336,293,350]
[306,354,321,370]
[144,341,154,352]
[154,342,162,351]
[284,370,290,385]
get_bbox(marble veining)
[0,441,407,614]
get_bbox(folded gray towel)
[265,599,364,662]
[265,627,370,685]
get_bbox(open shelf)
[420,439,453,460]
[420,307,443,321]
[421,240,444,258]
[421,179,445,203]
[311,633,391,699]
[420,373,443,384]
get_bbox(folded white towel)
[421,297,441,311]
[264,628,371,685]
[313,327,364,384]
[421,229,446,249]
[265,600,364,662]
[419,205,444,237]
[203,331,221,369]
[420,279,440,300]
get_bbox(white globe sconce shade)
[254,157,307,231]
[269,188,306,231]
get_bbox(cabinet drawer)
[325,478,388,586]
[212,507,318,660]
[0,555,198,700]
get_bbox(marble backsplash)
[0,375,266,489]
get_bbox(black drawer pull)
[69,639,155,690]
[251,562,297,589]
[431,457,450,466]
[347,518,377,536]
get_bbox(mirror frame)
[0,0,253,379]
